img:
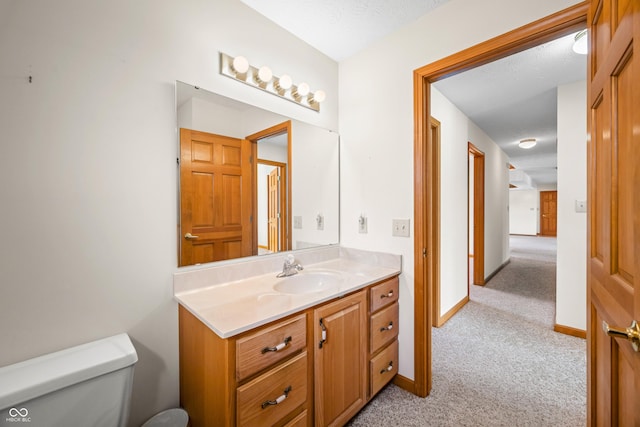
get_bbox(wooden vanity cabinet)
[178,274,399,427]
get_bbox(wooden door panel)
[614,53,634,283]
[540,191,557,236]
[588,0,639,425]
[180,128,253,266]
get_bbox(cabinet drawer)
[282,410,307,427]
[369,340,398,397]
[237,352,307,427]
[370,276,399,312]
[370,302,399,354]
[236,313,306,381]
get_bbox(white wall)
[556,80,587,330]
[510,189,538,235]
[0,1,337,425]
[339,0,581,381]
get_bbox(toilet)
[0,333,187,427]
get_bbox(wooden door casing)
[587,0,639,425]
[180,129,253,266]
[540,190,558,236]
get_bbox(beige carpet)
[348,235,586,426]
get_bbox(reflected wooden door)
[587,0,639,424]
[179,129,253,266]
[540,190,557,236]
[267,167,279,252]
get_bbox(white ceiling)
[239,1,587,187]
[240,0,451,62]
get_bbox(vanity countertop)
[174,257,400,338]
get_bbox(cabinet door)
[314,291,367,427]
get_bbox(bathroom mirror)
[176,81,339,267]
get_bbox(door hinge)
[176,157,180,165]
[319,318,327,349]
[250,215,253,223]
[423,248,427,257]
[249,155,253,163]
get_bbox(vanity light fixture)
[572,30,588,55]
[219,52,325,112]
[518,138,537,149]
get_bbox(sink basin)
[273,270,342,294]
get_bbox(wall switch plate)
[392,219,410,237]
[316,214,324,230]
[294,216,302,229]
[575,200,587,213]
[358,215,367,234]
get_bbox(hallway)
[349,235,586,426]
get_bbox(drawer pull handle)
[380,361,394,374]
[380,290,394,299]
[380,321,394,332]
[261,386,292,409]
[261,336,292,354]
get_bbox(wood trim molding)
[246,121,292,251]
[392,374,416,394]
[413,1,588,399]
[434,296,469,328]
[554,324,587,339]
[468,142,485,286]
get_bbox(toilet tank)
[0,333,138,427]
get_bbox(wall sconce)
[219,52,325,112]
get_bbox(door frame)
[246,121,292,252]
[468,142,485,286]
[412,2,588,397]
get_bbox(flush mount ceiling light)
[219,52,325,112]
[573,29,588,55]
[518,138,537,149]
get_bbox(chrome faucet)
[277,254,304,278]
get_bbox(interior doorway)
[539,190,558,236]
[468,142,485,286]
[412,3,587,398]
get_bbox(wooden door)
[314,291,367,427]
[587,0,640,425]
[469,143,485,286]
[179,129,253,266]
[267,167,279,252]
[540,190,557,236]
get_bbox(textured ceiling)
[240,0,451,61]
[434,32,586,186]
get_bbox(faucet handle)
[285,254,295,265]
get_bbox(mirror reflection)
[176,81,339,267]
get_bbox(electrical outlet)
[392,219,410,237]
[575,200,587,213]
[358,215,367,234]
[294,216,302,229]
[316,214,324,230]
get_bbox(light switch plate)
[392,219,410,237]
[575,200,587,213]
[294,216,303,229]
[358,216,367,234]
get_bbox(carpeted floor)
[348,235,586,426]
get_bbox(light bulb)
[295,82,310,97]
[256,66,272,83]
[310,90,326,104]
[276,74,292,91]
[232,56,249,74]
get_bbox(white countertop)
[174,257,400,338]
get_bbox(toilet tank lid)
[0,333,138,409]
